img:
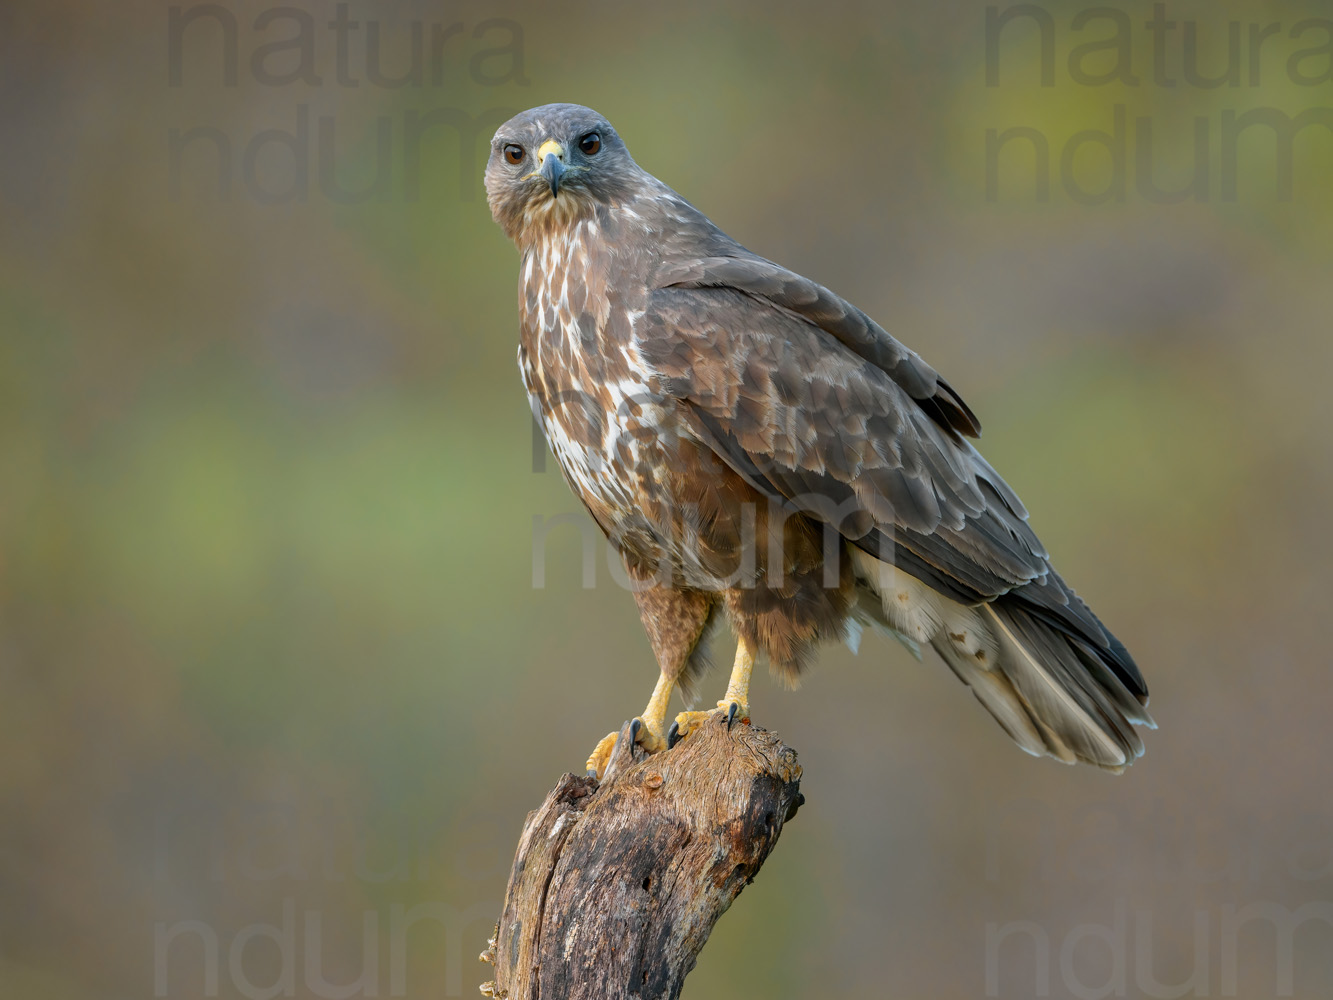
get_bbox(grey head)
[484,104,645,244]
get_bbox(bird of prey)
[484,104,1153,778]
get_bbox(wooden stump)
[479,714,804,999]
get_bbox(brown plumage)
[485,104,1153,773]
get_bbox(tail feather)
[853,550,1151,771]
[981,601,1145,769]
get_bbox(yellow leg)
[721,635,755,712]
[585,670,674,778]
[669,636,755,746]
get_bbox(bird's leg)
[668,636,755,748]
[585,670,674,779]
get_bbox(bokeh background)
[3,1,1331,997]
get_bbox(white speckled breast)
[518,221,680,559]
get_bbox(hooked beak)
[537,139,566,197]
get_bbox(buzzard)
[484,104,1153,778]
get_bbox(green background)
[3,1,1331,997]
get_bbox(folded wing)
[637,264,1152,769]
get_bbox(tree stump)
[479,714,804,999]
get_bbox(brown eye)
[503,144,524,165]
[579,132,601,155]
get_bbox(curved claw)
[667,721,682,750]
[627,715,668,754]
[584,730,620,780]
[726,702,739,728]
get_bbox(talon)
[669,709,714,745]
[586,671,676,777]
[667,721,682,749]
[584,730,620,779]
[629,715,668,754]
[726,702,738,728]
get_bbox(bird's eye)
[503,144,524,165]
[579,132,601,156]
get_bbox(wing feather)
[656,254,983,438]
[640,284,1044,595]
[636,279,1150,719]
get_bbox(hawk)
[484,104,1153,778]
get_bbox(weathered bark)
[479,715,803,999]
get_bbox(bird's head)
[485,104,640,244]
